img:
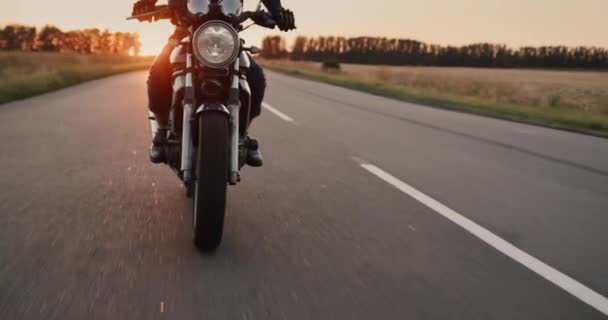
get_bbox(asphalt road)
[1,71,607,319]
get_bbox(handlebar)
[127,6,276,30]
[238,11,277,29]
[126,5,172,21]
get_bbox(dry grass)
[261,60,608,133]
[0,52,154,104]
[346,64,608,114]
[266,61,608,114]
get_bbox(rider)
[131,0,296,166]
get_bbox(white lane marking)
[359,162,608,316]
[263,103,295,123]
[515,128,537,135]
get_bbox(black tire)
[193,112,228,252]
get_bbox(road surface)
[1,71,607,319]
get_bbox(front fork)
[227,58,242,185]
[178,57,242,186]
[181,53,196,184]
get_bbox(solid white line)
[359,163,608,316]
[263,103,295,123]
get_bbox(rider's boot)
[149,128,168,164]
[245,137,264,167]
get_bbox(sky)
[1,0,607,56]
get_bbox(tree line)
[262,36,608,69]
[0,24,141,55]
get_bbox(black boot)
[149,128,167,164]
[245,137,264,167]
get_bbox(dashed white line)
[359,162,608,316]
[263,102,295,123]
[515,128,537,135]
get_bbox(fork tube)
[181,53,195,183]
[227,59,241,185]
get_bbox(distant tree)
[22,26,37,51]
[37,25,64,52]
[83,28,101,54]
[290,36,308,60]
[1,25,38,51]
[261,36,287,59]
[1,24,141,56]
[125,32,142,56]
[111,32,139,55]
[267,35,608,69]
[61,30,89,53]
[0,25,21,50]
[99,29,113,54]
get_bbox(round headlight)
[193,21,239,68]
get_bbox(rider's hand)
[274,8,296,31]
[132,0,157,22]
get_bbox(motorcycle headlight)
[193,21,240,68]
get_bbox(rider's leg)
[147,28,187,163]
[243,58,266,167]
[147,43,173,163]
[247,58,267,123]
[148,45,173,126]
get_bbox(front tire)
[193,112,228,252]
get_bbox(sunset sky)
[2,0,607,56]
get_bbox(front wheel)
[193,112,229,252]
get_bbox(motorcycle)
[128,0,281,251]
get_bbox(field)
[261,60,608,134]
[0,52,154,104]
